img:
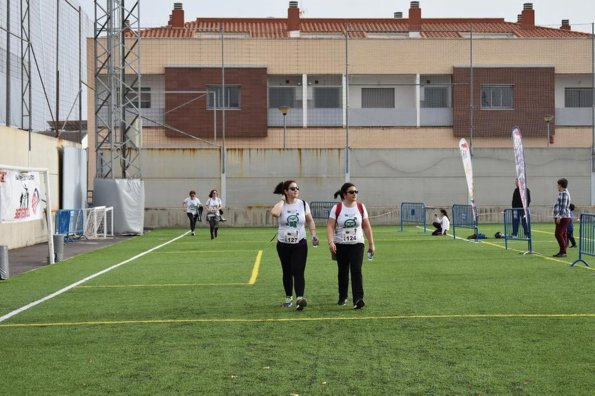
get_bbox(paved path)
[4,236,130,278]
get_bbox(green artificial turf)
[0,225,593,395]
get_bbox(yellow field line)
[248,250,263,285]
[1,312,593,328]
[78,250,265,289]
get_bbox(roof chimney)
[520,3,535,28]
[394,12,403,19]
[169,3,185,28]
[408,1,421,31]
[517,14,522,23]
[287,1,301,32]
[560,19,571,30]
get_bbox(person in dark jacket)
[511,178,531,237]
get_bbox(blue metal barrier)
[400,202,426,232]
[55,209,84,242]
[451,204,477,240]
[571,213,593,267]
[309,201,338,219]
[503,208,533,253]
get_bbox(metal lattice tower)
[94,0,141,179]
[20,0,32,133]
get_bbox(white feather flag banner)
[458,138,477,223]
[512,127,529,219]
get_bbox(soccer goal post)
[83,206,114,239]
[0,164,55,264]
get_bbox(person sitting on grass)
[432,209,450,236]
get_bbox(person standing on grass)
[552,178,571,257]
[566,203,577,248]
[327,182,375,310]
[206,189,225,240]
[511,177,531,237]
[271,180,319,311]
[183,190,202,236]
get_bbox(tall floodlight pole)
[94,0,142,179]
[344,22,350,182]
[591,23,594,205]
[220,24,227,205]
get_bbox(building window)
[480,85,513,109]
[207,85,241,109]
[124,87,151,109]
[565,88,593,108]
[313,87,341,108]
[362,88,395,108]
[269,87,296,108]
[422,87,448,108]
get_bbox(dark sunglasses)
[347,190,359,194]
[288,187,299,191]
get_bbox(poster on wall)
[0,170,43,223]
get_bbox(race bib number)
[340,229,358,242]
[283,230,299,244]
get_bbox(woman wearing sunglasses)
[327,183,375,309]
[271,180,319,311]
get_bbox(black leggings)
[186,212,198,232]
[276,239,308,297]
[209,216,219,239]
[335,243,365,304]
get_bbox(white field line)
[0,233,189,323]
[414,225,593,270]
[1,312,594,328]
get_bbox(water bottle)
[367,250,374,261]
[312,236,319,247]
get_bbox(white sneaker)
[191,231,195,236]
[281,296,293,308]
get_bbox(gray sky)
[79,0,595,33]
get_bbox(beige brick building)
[86,1,595,225]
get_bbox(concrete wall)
[143,147,593,227]
[0,126,80,249]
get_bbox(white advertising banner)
[512,127,529,219]
[0,170,43,223]
[458,138,477,223]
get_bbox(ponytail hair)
[440,208,449,220]
[273,180,296,198]
[333,182,356,200]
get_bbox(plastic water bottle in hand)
[312,236,319,247]
[367,249,374,261]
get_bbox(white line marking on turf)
[1,312,594,328]
[77,283,248,288]
[414,226,593,270]
[0,233,189,324]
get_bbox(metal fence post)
[0,245,9,279]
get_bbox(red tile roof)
[135,17,592,39]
